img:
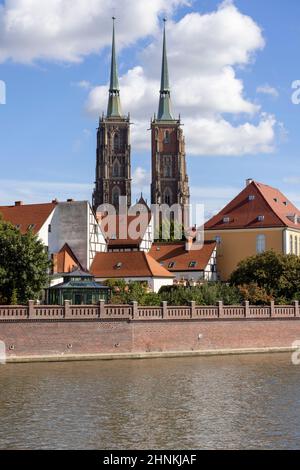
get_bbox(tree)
[159,283,241,306]
[230,250,300,303]
[0,217,50,304]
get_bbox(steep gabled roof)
[99,211,152,249]
[90,251,174,279]
[0,202,57,234]
[52,243,83,274]
[150,241,216,272]
[205,180,300,231]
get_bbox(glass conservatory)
[47,270,110,305]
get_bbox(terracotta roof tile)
[205,181,300,231]
[52,243,83,274]
[98,212,152,248]
[150,241,216,271]
[0,202,57,234]
[90,251,174,279]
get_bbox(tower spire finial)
[157,18,174,121]
[107,16,122,118]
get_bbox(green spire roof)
[157,20,174,121]
[107,17,123,118]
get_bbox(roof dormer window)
[257,215,265,222]
[248,195,255,201]
[223,217,230,223]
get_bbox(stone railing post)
[132,301,138,320]
[162,301,168,319]
[190,301,196,319]
[244,300,250,318]
[28,300,35,319]
[99,299,105,318]
[294,300,299,318]
[217,301,223,318]
[270,300,275,318]
[64,300,71,319]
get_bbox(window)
[163,156,172,178]
[168,262,175,269]
[113,133,120,151]
[112,186,121,208]
[223,217,230,223]
[189,261,197,268]
[257,215,265,222]
[295,236,298,256]
[164,130,170,144]
[164,188,172,205]
[48,224,52,233]
[256,234,266,254]
[112,160,120,177]
[28,224,35,231]
[115,262,122,270]
[248,195,255,201]
[290,235,293,254]
[215,236,221,245]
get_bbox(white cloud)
[257,84,279,98]
[0,0,279,157]
[0,0,185,63]
[74,80,92,90]
[132,167,151,189]
[86,1,277,156]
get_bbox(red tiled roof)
[90,251,174,279]
[150,241,216,272]
[205,181,300,231]
[0,202,57,234]
[52,243,83,274]
[98,212,152,248]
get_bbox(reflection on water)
[0,354,299,449]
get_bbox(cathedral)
[92,19,190,216]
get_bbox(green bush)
[230,250,300,303]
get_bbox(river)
[0,353,299,449]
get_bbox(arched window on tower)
[164,130,170,144]
[163,156,172,178]
[112,160,121,177]
[112,186,121,208]
[163,188,172,206]
[113,133,120,151]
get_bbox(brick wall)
[0,301,300,358]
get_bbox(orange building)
[205,179,300,281]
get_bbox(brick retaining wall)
[0,301,300,360]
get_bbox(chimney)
[52,198,58,204]
[67,199,75,203]
[15,201,24,206]
[246,179,254,187]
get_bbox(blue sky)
[0,0,299,220]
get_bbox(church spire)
[107,17,123,118]
[157,19,174,121]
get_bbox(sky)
[0,0,299,221]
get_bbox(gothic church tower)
[93,18,131,212]
[151,21,190,215]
